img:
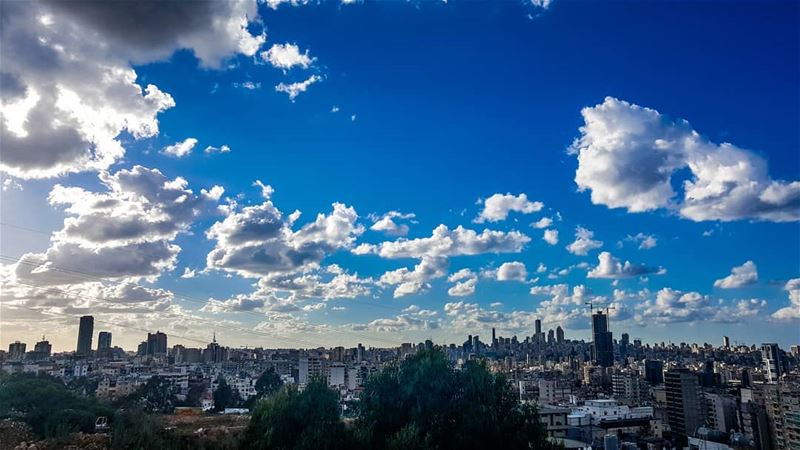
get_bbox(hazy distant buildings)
[556,326,564,343]
[76,315,94,356]
[591,311,613,367]
[665,368,703,439]
[722,336,730,349]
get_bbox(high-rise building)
[612,373,649,405]
[763,382,800,450]
[665,368,703,440]
[620,333,630,360]
[556,326,564,343]
[704,392,738,434]
[722,336,730,349]
[591,311,613,367]
[547,329,555,344]
[76,315,94,356]
[8,341,26,359]
[761,343,782,382]
[644,360,664,385]
[146,331,167,355]
[33,337,52,358]
[98,331,112,351]
[535,319,542,341]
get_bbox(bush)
[0,373,113,438]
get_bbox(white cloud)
[532,217,553,229]
[496,261,527,282]
[275,75,321,101]
[636,287,765,324]
[379,257,448,298]
[352,306,440,332]
[369,211,415,236]
[571,97,800,222]
[475,193,543,223]
[624,232,657,250]
[204,144,231,154]
[587,251,664,279]
[363,224,530,259]
[206,195,364,278]
[233,81,261,90]
[15,166,221,285]
[161,138,198,158]
[543,229,559,245]
[772,278,800,320]
[0,1,264,179]
[261,43,314,70]
[565,226,602,255]
[713,261,758,289]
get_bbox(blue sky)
[1,0,798,351]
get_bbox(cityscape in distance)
[1,1,798,449]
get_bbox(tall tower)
[535,319,542,341]
[665,368,703,441]
[761,343,782,382]
[76,315,94,356]
[556,326,564,343]
[591,311,613,367]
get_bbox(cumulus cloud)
[352,305,440,332]
[379,257,448,298]
[636,287,765,324]
[772,278,800,320]
[532,217,553,229]
[204,144,231,154]
[624,233,657,250]
[713,261,758,289]
[361,224,530,259]
[0,1,264,179]
[587,252,664,279]
[275,75,321,101]
[15,166,221,285]
[565,226,603,255]
[206,191,364,278]
[543,229,559,245]
[162,138,198,158]
[496,261,528,282]
[570,97,800,222]
[475,193,543,223]
[446,268,478,297]
[369,211,415,236]
[261,43,314,70]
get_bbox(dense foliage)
[116,375,180,413]
[0,373,113,438]
[245,379,353,450]
[245,350,559,450]
[357,350,559,450]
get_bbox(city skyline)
[2,0,799,352]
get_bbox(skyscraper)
[76,315,94,356]
[644,360,664,385]
[722,336,730,349]
[8,341,26,360]
[98,331,112,351]
[761,343,782,382]
[591,311,613,367]
[33,337,51,358]
[665,368,703,440]
[556,326,564,343]
[547,329,555,344]
[147,331,167,355]
[535,319,542,341]
[620,332,630,360]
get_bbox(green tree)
[213,377,240,412]
[244,379,353,450]
[255,368,283,397]
[111,408,178,450]
[357,350,560,450]
[118,376,179,414]
[0,373,113,438]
